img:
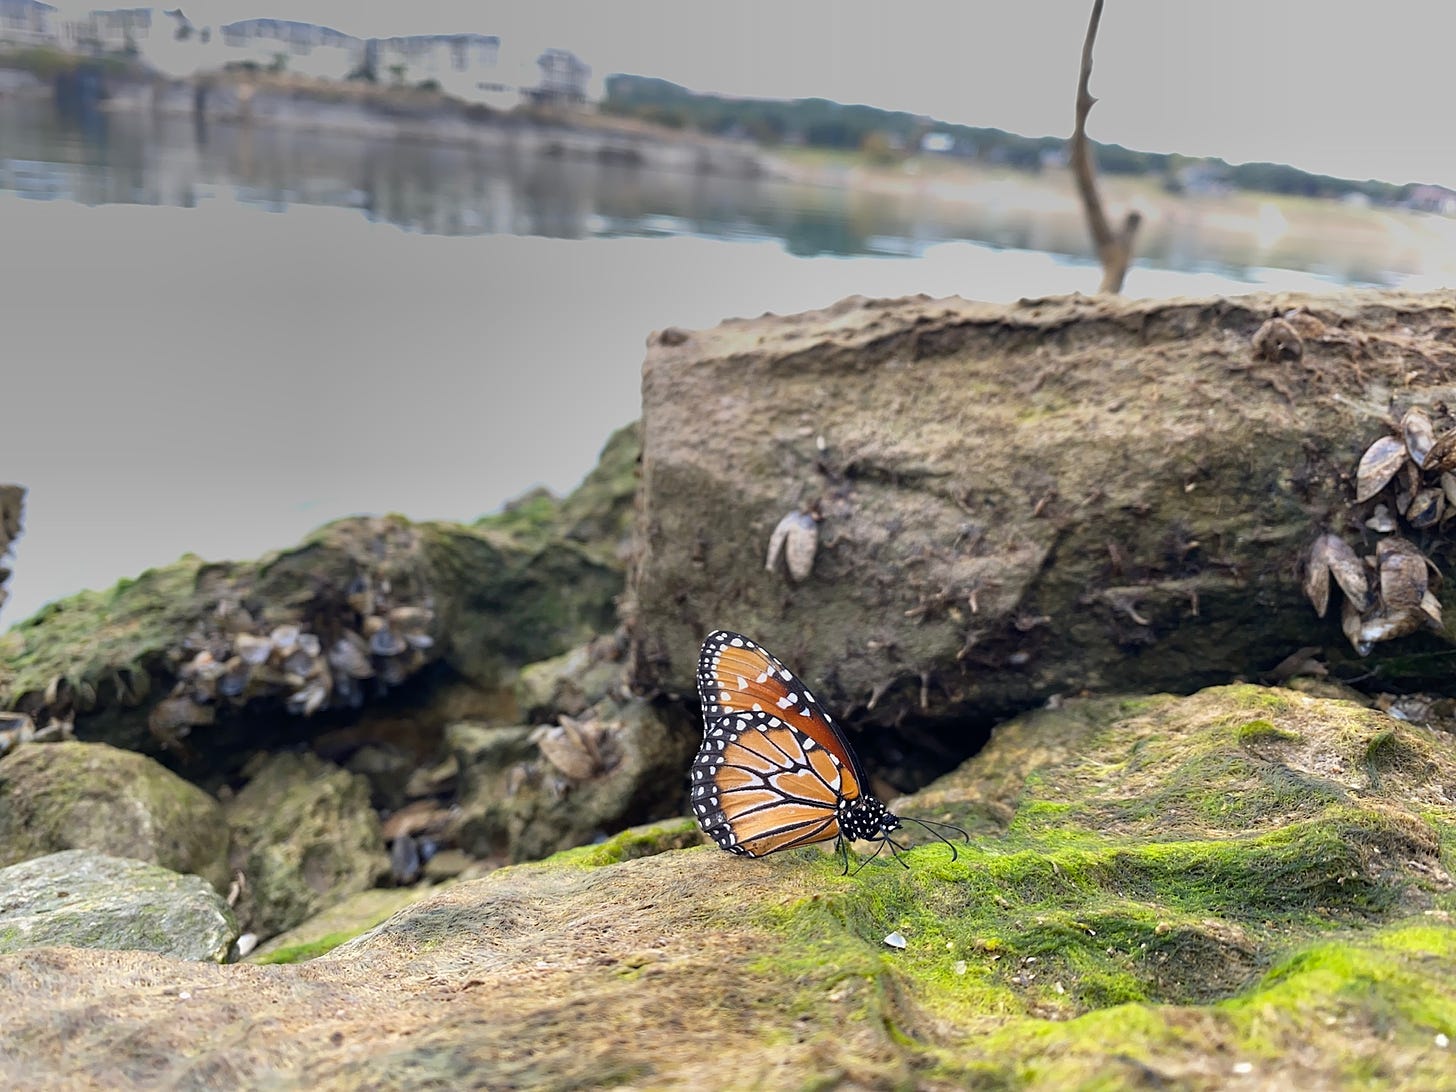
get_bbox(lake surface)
[0,93,1444,625]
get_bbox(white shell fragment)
[883,931,907,949]
[765,511,819,582]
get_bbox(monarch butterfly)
[690,630,966,870]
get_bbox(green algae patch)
[548,817,705,868]
[252,929,360,965]
[735,683,1456,1087]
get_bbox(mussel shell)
[1377,537,1427,610]
[1341,597,1369,656]
[1355,435,1409,503]
[536,724,598,781]
[1424,429,1456,473]
[1401,407,1436,468]
[1306,533,1368,616]
[1407,487,1446,529]
[1365,503,1398,533]
[328,636,375,679]
[235,633,272,667]
[370,627,407,658]
[1421,590,1444,629]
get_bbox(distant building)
[529,47,589,104]
[1405,184,1456,216]
[372,33,499,100]
[0,0,57,46]
[70,7,151,53]
[219,18,364,80]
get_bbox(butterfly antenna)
[901,816,970,862]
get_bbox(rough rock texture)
[630,290,1456,734]
[0,685,1451,1088]
[0,483,21,620]
[246,886,442,965]
[0,850,236,963]
[0,741,229,889]
[0,423,638,763]
[224,752,387,939]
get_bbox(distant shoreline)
[0,60,776,180]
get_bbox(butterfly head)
[839,795,901,843]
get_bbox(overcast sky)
[47,0,1456,188]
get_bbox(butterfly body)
[691,630,908,860]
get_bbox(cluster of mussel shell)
[148,577,436,744]
[1304,407,1450,655]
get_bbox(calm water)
[0,93,1422,625]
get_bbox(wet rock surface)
[0,850,236,963]
[0,686,1451,1088]
[0,741,229,889]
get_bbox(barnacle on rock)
[766,511,818,582]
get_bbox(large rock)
[0,686,1451,1087]
[0,423,637,762]
[0,850,236,963]
[224,752,387,939]
[629,290,1456,730]
[0,741,229,889]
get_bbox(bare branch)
[1070,0,1139,293]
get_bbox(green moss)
[252,929,360,964]
[1236,718,1301,744]
[546,818,704,868]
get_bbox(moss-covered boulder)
[224,752,387,939]
[0,685,1445,1087]
[0,423,639,762]
[0,850,236,963]
[0,741,229,889]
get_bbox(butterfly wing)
[692,631,869,857]
[696,630,870,790]
[690,711,848,856]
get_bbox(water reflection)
[0,94,1438,284]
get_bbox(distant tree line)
[602,75,1416,206]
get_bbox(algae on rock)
[224,752,387,939]
[0,685,1449,1088]
[0,740,230,889]
[0,850,237,963]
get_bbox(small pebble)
[235,933,258,958]
[883,931,907,949]
[1437,1033,1450,1049]
[178,991,191,1001]
[952,960,966,975]
[1232,1062,1253,1075]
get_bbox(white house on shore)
[0,6,593,110]
[218,18,363,81]
[0,0,56,46]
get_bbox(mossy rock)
[225,752,387,939]
[0,741,229,889]
[0,425,638,762]
[0,684,1449,1086]
[0,850,236,963]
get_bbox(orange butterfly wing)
[692,631,868,857]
